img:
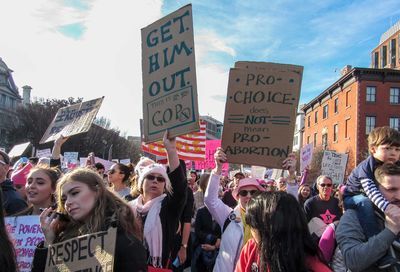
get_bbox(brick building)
[302,67,400,174]
[371,20,400,69]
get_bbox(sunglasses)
[108,169,123,175]
[146,174,166,183]
[238,190,257,197]
[319,183,332,188]
[0,160,7,166]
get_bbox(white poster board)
[251,166,266,179]
[321,150,348,184]
[40,97,104,143]
[8,142,31,158]
[36,148,52,158]
[5,215,45,272]
[300,143,313,172]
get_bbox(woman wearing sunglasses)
[204,148,265,272]
[108,163,132,199]
[129,130,187,270]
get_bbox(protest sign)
[8,142,31,158]
[36,148,51,158]
[80,156,115,171]
[142,4,199,143]
[40,97,104,144]
[321,150,348,184]
[45,227,117,272]
[194,140,228,174]
[63,152,79,169]
[270,169,284,181]
[300,143,313,172]
[120,159,131,165]
[222,62,303,168]
[251,166,266,179]
[5,215,45,272]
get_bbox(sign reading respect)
[222,62,303,168]
[142,4,199,143]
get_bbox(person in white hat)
[129,131,187,270]
[204,148,265,272]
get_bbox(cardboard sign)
[8,142,31,158]
[45,227,117,272]
[300,143,313,172]
[222,62,303,168]
[321,151,348,184]
[142,4,199,143]
[36,148,52,158]
[40,97,104,144]
[194,140,229,174]
[5,215,45,272]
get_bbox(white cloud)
[0,0,162,136]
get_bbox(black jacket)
[1,179,27,216]
[31,227,147,272]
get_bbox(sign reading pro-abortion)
[40,97,104,144]
[222,62,303,168]
[45,227,117,272]
[142,4,199,143]
[321,150,348,184]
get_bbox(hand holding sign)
[282,152,296,175]
[213,147,227,175]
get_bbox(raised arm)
[204,148,232,227]
[163,130,179,172]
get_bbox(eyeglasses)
[319,183,332,188]
[108,169,123,175]
[0,159,7,166]
[146,174,166,183]
[238,190,257,197]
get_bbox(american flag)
[141,121,206,161]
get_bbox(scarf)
[131,194,166,268]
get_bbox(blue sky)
[1,0,399,136]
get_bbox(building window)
[307,116,311,127]
[314,111,318,124]
[293,135,298,146]
[390,117,400,131]
[0,94,5,106]
[334,98,338,113]
[366,116,376,134]
[382,45,387,67]
[366,87,376,102]
[313,133,317,147]
[345,119,350,138]
[391,39,396,66]
[307,136,310,144]
[346,91,350,107]
[333,124,338,142]
[323,105,328,119]
[390,88,400,104]
[374,51,379,68]
[322,133,328,149]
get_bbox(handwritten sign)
[36,148,51,158]
[40,97,104,144]
[194,140,228,174]
[63,152,79,169]
[8,142,31,158]
[5,215,45,272]
[321,151,348,184]
[45,227,117,272]
[300,143,313,172]
[142,4,199,143]
[222,62,303,168]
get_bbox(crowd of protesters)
[1,126,400,271]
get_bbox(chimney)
[22,85,32,105]
[340,65,352,76]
